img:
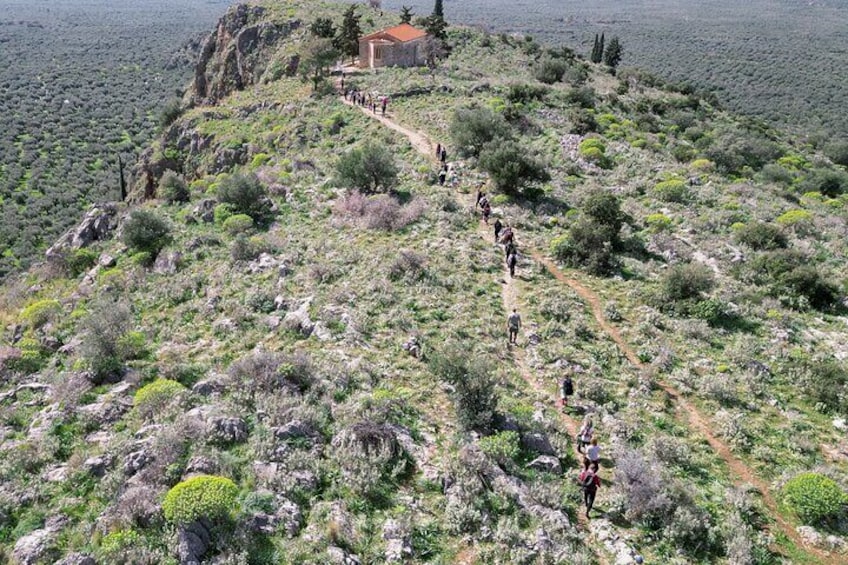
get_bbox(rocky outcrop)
[191,4,299,106]
[45,204,119,260]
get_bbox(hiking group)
[343,87,389,116]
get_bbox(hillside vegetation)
[1,1,847,564]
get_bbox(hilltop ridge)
[1,1,848,563]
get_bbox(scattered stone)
[12,528,58,565]
[83,454,115,478]
[153,250,183,274]
[521,432,556,456]
[273,420,316,442]
[124,449,153,476]
[45,203,119,260]
[192,377,227,397]
[382,519,413,562]
[312,321,332,341]
[55,553,96,565]
[178,518,213,565]
[212,317,238,334]
[283,296,314,336]
[209,416,248,444]
[43,465,69,483]
[527,455,562,475]
[265,315,282,330]
[185,455,218,476]
[192,199,216,223]
[833,418,846,431]
[98,253,116,268]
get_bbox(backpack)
[563,378,574,395]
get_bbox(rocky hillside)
[1,1,848,564]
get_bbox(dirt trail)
[344,93,838,563]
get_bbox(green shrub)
[796,359,848,414]
[824,140,848,167]
[645,213,673,232]
[479,431,521,467]
[158,98,183,129]
[335,142,399,194]
[506,83,549,103]
[478,139,549,196]
[66,248,98,277]
[552,220,618,276]
[799,167,848,198]
[775,209,813,228]
[216,173,273,223]
[122,210,171,256]
[653,179,688,203]
[450,106,512,157]
[689,298,727,326]
[783,473,846,526]
[584,191,626,234]
[569,108,597,134]
[533,56,568,84]
[20,299,61,329]
[98,530,142,561]
[734,222,787,250]
[565,86,596,109]
[158,171,189,203]
[79,298,132,382]
[428,347,498,433]
[661,263,715,302]
[223,214,255,235]
[129,251,153,267]
[134,378,185,419]
[162,475,239,524]
[213,203,236,225]
[117,330,148,361]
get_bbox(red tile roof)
[361,23,427,43]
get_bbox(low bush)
[795,359,848,414]
[223,214,254,236]
[782,473,846,526]
[158,171,189,203]
[162,475,239,524]
[506,83,549,103]
[614,448,671,525]
[227,349,314,400]
[216,173,273,223]
[66,248,98,277]
[661,263,715,302]
[334,192,424,231]
[122,210,171,256]
[134,379,186,420]
[824,139,848,167]
[388,250,427,281]
[533,56,568,84]
[799,167,848,198]
[734,222,787,250]
[478,138,549,196]
[653,179,688,203]
[335,142,399,194]
[20,299,61,329]
[450,106,512,157]
[745,250,840,311]
[429,347,498,433]
[645,213,673,232]
[78,298,132,382]
[479,431,521,468]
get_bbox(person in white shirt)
[586,438,601,469]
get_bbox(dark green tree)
[433,0,444,18]
[309,17,336,38]
[300,38,339,91]
[335,5,362,63]
[590,34,600,63]
[478,138,550,196]
[603,37,623,70]
[599,33,605,62]
[399,6,413,24]
[422,0,447,40]
[336,142,399,193]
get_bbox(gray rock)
[124,449,153,476]
[192,377,227,396]
[209,416,248,444]
[527,455,562,475]
[833,418,846,431]
[185,455,218,476]
[178,519,212,565]
[521,432,556,456]
[192,199,216,223]
[45,203,119,260]
[382,519,412,562]
[265,315,281,330]
[78,398,130,425]
[55,553,96,565]
[84,453,115,478]
[12,528,57,565]
[212,317,238,334]
[283,297,314,336]
[248,252,280,274]
[98,253,116,268]
[43,465,69,483]
[153,251,183,274]
[272,420,316,442]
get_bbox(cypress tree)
[400,6,413,24]
[603,37,623,70]
[335,5,362,63]
[424,0,447,40]
[598,33,605,62]
[590,34,600,63]
[434,0,444,19]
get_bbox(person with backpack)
[507,251,517,278]
[494,218,503,242]
[507,308,521,345]
[577,417,594,454]
[578,460,601,518]
[504,240,516,259]
[560,372,574,411]
[482,201,492,224]
[438,166,447,186]
[500,226,514,246]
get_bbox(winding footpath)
[339,89,839,563]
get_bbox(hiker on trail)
[436,142,441,159]
[507,251,517,278]
[577,417,594,453]
[586,438,601,469]
[440,146,447,163]
[438,167,447,186]
[381,96,388,116]
[504,240,516,259]
[494,219,503,242]
[500,226,514,245]
[578,460,601,518]
[560,372,574,411]
[482,201,491,224]
[507,308,521,345]
[476,190,486,208]
[340,74,345,91]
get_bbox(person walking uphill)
[381,96,388,116]
[586,438,601,469]
[494,219,503,242]
[577,416,594,454]
[507,251,517,278]
[507,308,521,345]
[560,372,574,411]
[578,460,601,518]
